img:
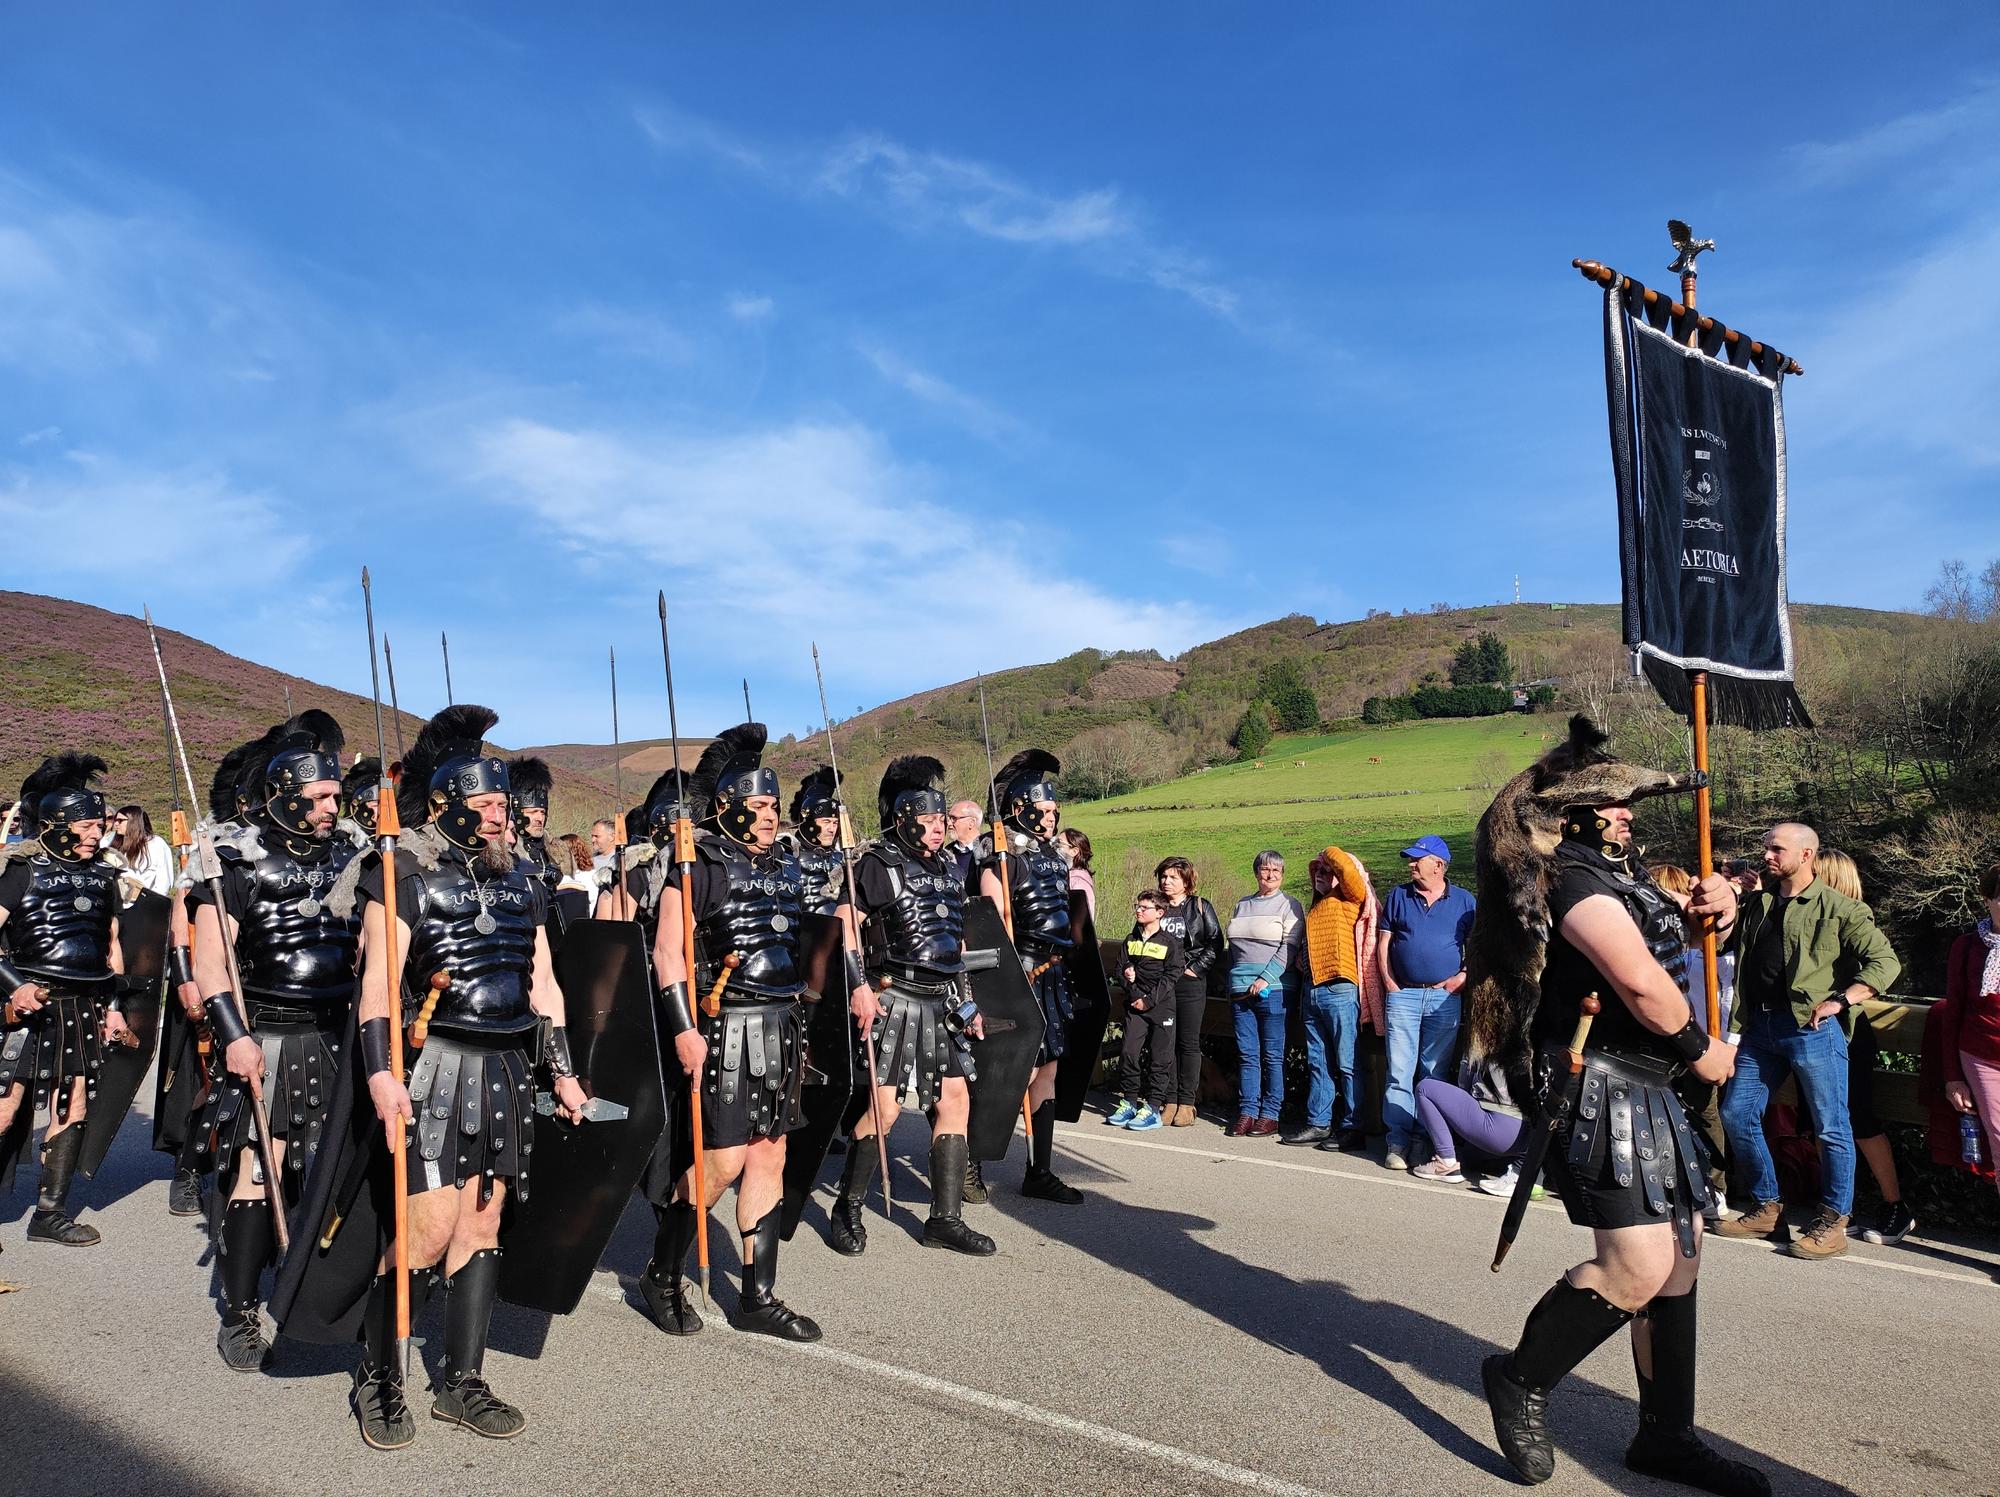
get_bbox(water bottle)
[1963,1113,1988,1168]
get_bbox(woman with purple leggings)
[1411,1065,1526,1189]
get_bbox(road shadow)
[988,1136,1856,1495]
[0,1370,222,1494]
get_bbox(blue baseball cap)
[1400,835,1451,863]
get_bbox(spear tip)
[361,565,371,587]
[657,590,667,617]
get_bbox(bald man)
[943,800,983,893]
[1714,822,1900,1260]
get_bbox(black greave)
[930,1134,968,1221]
[444,1248,502,1379]
[38,1126,82,1212]
[649,1200,698,1282]
[741,1206,782,1305]
[1509,1276,1638,1392]
[218,1199,274,1312]
[1634,1287,1698,1430]
[836,1134,880,1205]
[362,1267,436,1368]
[1030,1098,1055,1172]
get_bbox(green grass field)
[1068,715,1556,922]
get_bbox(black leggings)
[1171,977,1206,1106]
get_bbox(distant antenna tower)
[1514,574,1521,605]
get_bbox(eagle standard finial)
[1667,218,1716,276]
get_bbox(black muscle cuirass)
[793,838,844,918]
[863,843,966,977]
[230,837,360,1007]
[4,855,116,986]
[404,850,540,1035]
[694,839,805,1002]
[1006,834,1073,953]
[1539,843,1689,1062]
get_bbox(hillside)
[3,590,1940,845]
[0,591,619,833]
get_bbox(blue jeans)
[1232,981,1290,1121]
[1301,980,1361,1131]
[1721,1004,1855,1215]
[1383,986,1462,1152]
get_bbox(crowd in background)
[1097,822,2000,1258]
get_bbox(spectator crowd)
[1098,820,2000,1260]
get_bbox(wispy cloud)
[552,302,696,364]
[632,100,1238,319]
[1789,79,2000,188]
[727,293,774,322]
[453,414,1232,687]
[857,342,1024,444]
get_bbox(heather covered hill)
[0,591,618,831]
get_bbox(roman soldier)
[785,767,844,920]
[640,723,824,1342]
[980,749,1085,1203]
[317,705,588,1449]
[507,756,565,947]
[595,772,679,951]
[187,711,361,1370]
[1468,719,1766,1495]
[342,757,381,841]
[827,756,993,1257]
[0,753,129,1260]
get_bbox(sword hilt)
[702,953,741,1018]
[408,970,450,1050]
[1565,992,1601,1073]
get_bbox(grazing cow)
[1367,755,1382,764]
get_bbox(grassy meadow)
[1068,715,1557,921]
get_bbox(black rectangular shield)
[81,890,170,1178]
[1053,907,1114,1123]
[497,919,667,1315]
[964,895,1046,1161]
[779,912,859,1239]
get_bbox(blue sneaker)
[1126,1105,1163,1131]
[1105,1099,1138,1127]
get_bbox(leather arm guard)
[204,992,252,1049]
[0,957,27,1002]
[166,945,196,989]
[359,1016,393,1079]
[843,950,867,995]
[659,980,696,1037]
[1666,1014,1709,1064]
[545,1023,576,1082]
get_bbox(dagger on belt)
[1491,992,1600,1272]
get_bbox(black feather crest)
[342,756,380,798]
[508,755,553,800]
[207,728,282,820]
[277,708,345,759]
[877,756,944,827]
[642,766,684,816]
[686,722,766,820]
[789,765,839,823]
[992,747,1060,798]
[19,753,109,832]
[397,704,500,826]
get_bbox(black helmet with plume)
[992,748,1060,837]
[260,709,347,839]
[877,755,945,854]
[19,751,111,861]
[686,723,775,846]
[789,765,841,841]
[398,705,505,851]
[342,755,381,833]
[508,755,553,838]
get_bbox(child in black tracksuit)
[1111,890,1184,1130]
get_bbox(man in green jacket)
[1715,823,1900,1260]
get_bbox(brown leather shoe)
[1224,1114,1254,1137]
[1249,1118,1280,1137]
[1714,1199,1786,1240]
[1787,1209,1850,1260]
[1169,1104,1196,1127]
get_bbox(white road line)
[1060,1127,2000,1290]
[584,1282,1331,1497]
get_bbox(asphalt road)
[4,1098,1997,1497]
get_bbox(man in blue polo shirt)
[1376,834,1476,1171]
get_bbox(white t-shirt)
[106,835,175,900]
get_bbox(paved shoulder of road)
[4,1103,1997,1497]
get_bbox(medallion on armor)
[404,848,541,1034]
[695,838,806,1001]
[5,855,117,986]
[228,839,361,1006]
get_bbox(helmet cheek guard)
[1004,778,1059,838]
[1560,803,1624,861]
[892,788,946,853]
[263,749,342,838]
[36,789,106,862]
[352,793,379,834]
[712,767,779,846]
[430,753,511,853]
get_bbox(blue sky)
[4,6,1997,746]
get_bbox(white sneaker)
[1411,1158,1464,1183]
[1383,1148,1409,1172]
[1475,1168,1519,1197]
